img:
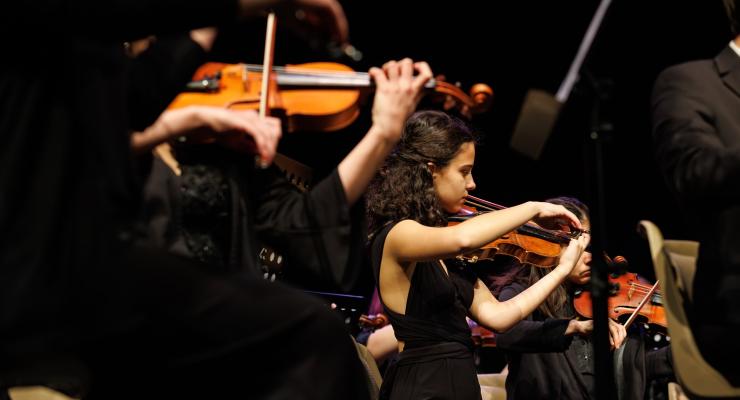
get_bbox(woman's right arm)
[384,201,582,262]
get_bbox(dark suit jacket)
[651,45,740,326]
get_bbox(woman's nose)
[467,175,476,191]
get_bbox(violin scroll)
[431,75,493,119]
[358,313,389,330]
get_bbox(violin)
[469,320,497,348]
[448,195,588,268]
[358,312,389,330]
[572,254,667,331]
[167,61,493,135]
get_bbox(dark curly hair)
[366,110,478,237]
[489,196,590,319]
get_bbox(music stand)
[510,0,613,160]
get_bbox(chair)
[478,366,507,400]
[353,338,382,400]
[638,220,740,398]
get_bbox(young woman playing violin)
[365,110,590,400]
[491,196,674,400]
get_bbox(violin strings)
[464,197,566,241]
[628,282,662,291]
[467,197,586,239]
[463,199,493,212]
[625,285,663,297]
[246,64,369,79]
[628,285,661,293]
[628,287,660,293]
[465,195,505,211]
[628,289,663,298]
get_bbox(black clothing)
[652,44,740,383]
[0,7,371,399]
[380,342,480,400]
[496,282,672,400]
[496,283,591,400]
[370,222,481,399]
[142,146,368,292]
[127,34,210,131]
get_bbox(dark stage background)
[211,0,733,286]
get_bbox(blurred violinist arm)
[337,59,432,205]
[252,165,366,293]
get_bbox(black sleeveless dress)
[370,222,482,399]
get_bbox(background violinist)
[490,196,674,400]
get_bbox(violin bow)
[259,12,277,118]
[623,279,660,330]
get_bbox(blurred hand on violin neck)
[368,59,433,141]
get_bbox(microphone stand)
[582,69,616,400]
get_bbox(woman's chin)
[446,205,462,214]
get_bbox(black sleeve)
[252,167,368,293]
[493,284,573,353]
[128,34,209,131]
[651,65,740,206]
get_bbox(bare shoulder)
[384,219,463,262]
[385,219,425,251]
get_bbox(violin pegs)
[469,83,493,113]
[603,251,614,265]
